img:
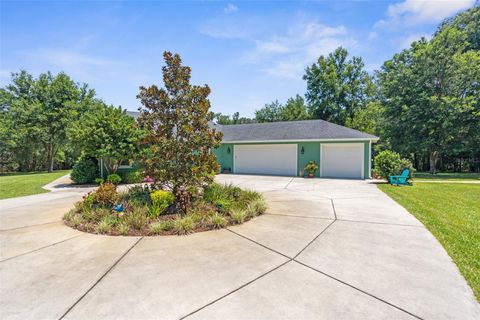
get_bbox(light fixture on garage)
[301,146,305,154]
[227,146,231,154]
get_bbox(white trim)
[224,137,379,144]
[320,144,323,177]
[368,140,372,178]
[232,144,236,174]
[295,144,298,176]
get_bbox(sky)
[0,0,476,117]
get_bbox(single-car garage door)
[234,144,297,176]
[321,143,364,179]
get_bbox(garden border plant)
[63,182,267,236]
[64,52,268,236]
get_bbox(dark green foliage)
[71,157,97,184]
[128,185,151,206]
[378,6,480,173]
[304,47,375,126]
[137,52,223,213]
[374,150,414,180]
[121,170,143,184]
[68,103,143,175]
[1,71,95,172]
[255,95,310,123]
[106,173,122,185]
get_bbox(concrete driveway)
[1,175,479,320]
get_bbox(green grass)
[378,183,480,301]
[413,172,480,181]
[0,170,71,199]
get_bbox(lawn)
[0,170,71,199]
[413,172,480,181]
[378,182,480,301]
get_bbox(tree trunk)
[429,151,439,175]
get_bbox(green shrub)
[203,183,242,203]
[148,220,174,235]
[215,198,232,214]
[128,185,151,206]
[251,197,267,215]
[174,216,195,235]
[95,178,104,185]
[230,208,246,224]
[93,183,118,206]
[210,214,228,229]
[399,158,415,179]
[125,207,148,230]
[106,173,122,185]
[150,190,174,217]
[81,192,95,212]
[117,222,130,235]
[374,150,415,180]
[189,207,216,227]
[71,157,97,184]
[121,170,143,184]
[63,209,76,222]
[160,220,175,231]
[70,214,83,227]
[97,215,116,234]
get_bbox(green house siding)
[298,142,321,177]
[213,140,372,179]
[212,144,234,171]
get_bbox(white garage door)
[234,144,297,176]
[321,143,364,179]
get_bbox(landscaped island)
[64,182,266,236]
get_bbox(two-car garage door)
[233,143,365,178]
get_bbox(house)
[213,120,378,179]
[126,111,378,179]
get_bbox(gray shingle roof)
[126,111,378,142]
[215,119,378,142]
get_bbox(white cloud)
[224,4,238,14]
[244,21,355,78]
[16,48,116,80]
[376,0,475,28]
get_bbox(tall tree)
[68,102,143,174]
[255,100,283,122]
[1,71,95,172]
[378,6,480,173]
[282,95,310,121]
[303,47,375,125]
[137,52,223,213]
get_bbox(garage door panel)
[235,144,297,176]
[321,143,364,179]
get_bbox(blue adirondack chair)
[389,169,410,186]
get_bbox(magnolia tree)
[137,52,223,213]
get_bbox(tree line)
[0,71,141,173]
[216,6,480,173]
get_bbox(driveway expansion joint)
[336,219,426,228]
[0,234,84,263]
[0,220,62,232]
[293,260,423,320]
[264,213,335,220]
[58,236,144,320]
[180,260,291,319]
